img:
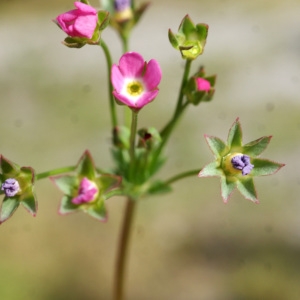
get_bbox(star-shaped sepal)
[198,118,285,203]
[0,155,37,224]
[51,150,121,222]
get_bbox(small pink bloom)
[196,78,211,92]
[56,2,98,39]
[72,177,98,205]
[111,52,162,110]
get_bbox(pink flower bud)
[55,2,98,39]
[196,78,211,92]
[72,177,98,205]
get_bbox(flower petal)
[74,1,97,14]
[118,52,145,77]
[74,15,98,38]
[111,64,125,92]
[143,59,162,90]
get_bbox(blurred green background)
[1,0,299,299]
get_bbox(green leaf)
[227,118,243,149]
[205,135,228,158]
[0,197,20,224]
[243,136,272,156]
[236,177,258,203]
[220,176,236,203]
[251,158,285,176]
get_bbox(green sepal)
[227,118,243,149]
[243,136,272,156]
[58,195,78,215]
[97,174,122,194]
[63,37,86,48]
[76,150,97,179]
[51,175,78,195]
[169,15,209,59]
[21,193,37,216]
[0,197,20,224]
[86,199,107,222]
[251,158,285,176]
[199,161,223,177]
[97,10,110,31]
[205,135,228,158]
[133,2,150,24]
[220,176,236,203]
[0,155,20,176]
[80,0,90,4]
[236,177,258,203]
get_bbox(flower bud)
[1,178,20,197]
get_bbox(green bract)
[0,155,36,224]
[168,14,209,60]
[198,118,285,203]
[51,150,121,222]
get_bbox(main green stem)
[113,197,136,300]
[99,40,118,128]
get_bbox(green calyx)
[199,118,285,203]
[169,15,208,60]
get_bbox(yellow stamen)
[127,81,143,96]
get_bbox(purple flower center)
[1,178,20,197]
[231,155,254,176]
[72,177,98,205]
[114,0,131,12]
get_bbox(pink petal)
[143,59,162,90]
[111,64,125,92]
[196,78,211,92]
[74,1,97,14]
[74,14,98,38]
[118,52,145,77]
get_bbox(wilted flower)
[1,178,21,197]
[198,118,285,203]
[111,52,162,110]
[72,177,99,204]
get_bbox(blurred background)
[0,0,300,299]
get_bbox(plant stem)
[129,110,138,178]
[113,197,136,300]
[164,169,200,186]
[99,39,118,128]
[35,166,76,180]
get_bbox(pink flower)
[55,2,98,39]
[196,78,211,92]
[111,52,162,110]
[72,177,99,205]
